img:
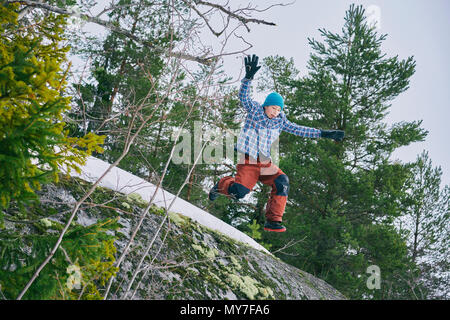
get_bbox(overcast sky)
[81,0,449,186]
[218,0,450,186]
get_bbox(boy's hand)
[244,54,261,80]
[320,130,345,142]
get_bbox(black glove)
[244,54,261,80]
[320,130,345,142]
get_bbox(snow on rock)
[68,156,270,254]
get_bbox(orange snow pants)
[217,154,289,222]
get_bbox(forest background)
[0,0,448,300]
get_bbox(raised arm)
[239,54,262,113]
[239,79,259,113]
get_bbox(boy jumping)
[209,55,344,232]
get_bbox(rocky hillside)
[1,175,345,300]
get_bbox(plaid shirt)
[236,78,321,160]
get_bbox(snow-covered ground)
[68,156,270,254]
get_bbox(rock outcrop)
[8,176,345,300]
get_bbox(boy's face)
[264,105,281,119]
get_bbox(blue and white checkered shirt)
[236,78,321,160]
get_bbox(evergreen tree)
[400,151,449,298]
[259,4,428,299]
[0,3,104,220]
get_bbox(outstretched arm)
[281,114,345,141]
[281,117,322,138]
[282,117,345,141]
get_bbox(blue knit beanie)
[262,92,284,110]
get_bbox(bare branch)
[9,0,282,65]
[8,0,215,65]
[195,0,277,31]
[181,0,230,37]
[272,237,307,256]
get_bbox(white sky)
[77,0,450,187]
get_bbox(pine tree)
[259,4,428,299]
[401,151,449,298]
[0,4,104,221]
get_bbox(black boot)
[264,220,286,232]
[208,182,220,201]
